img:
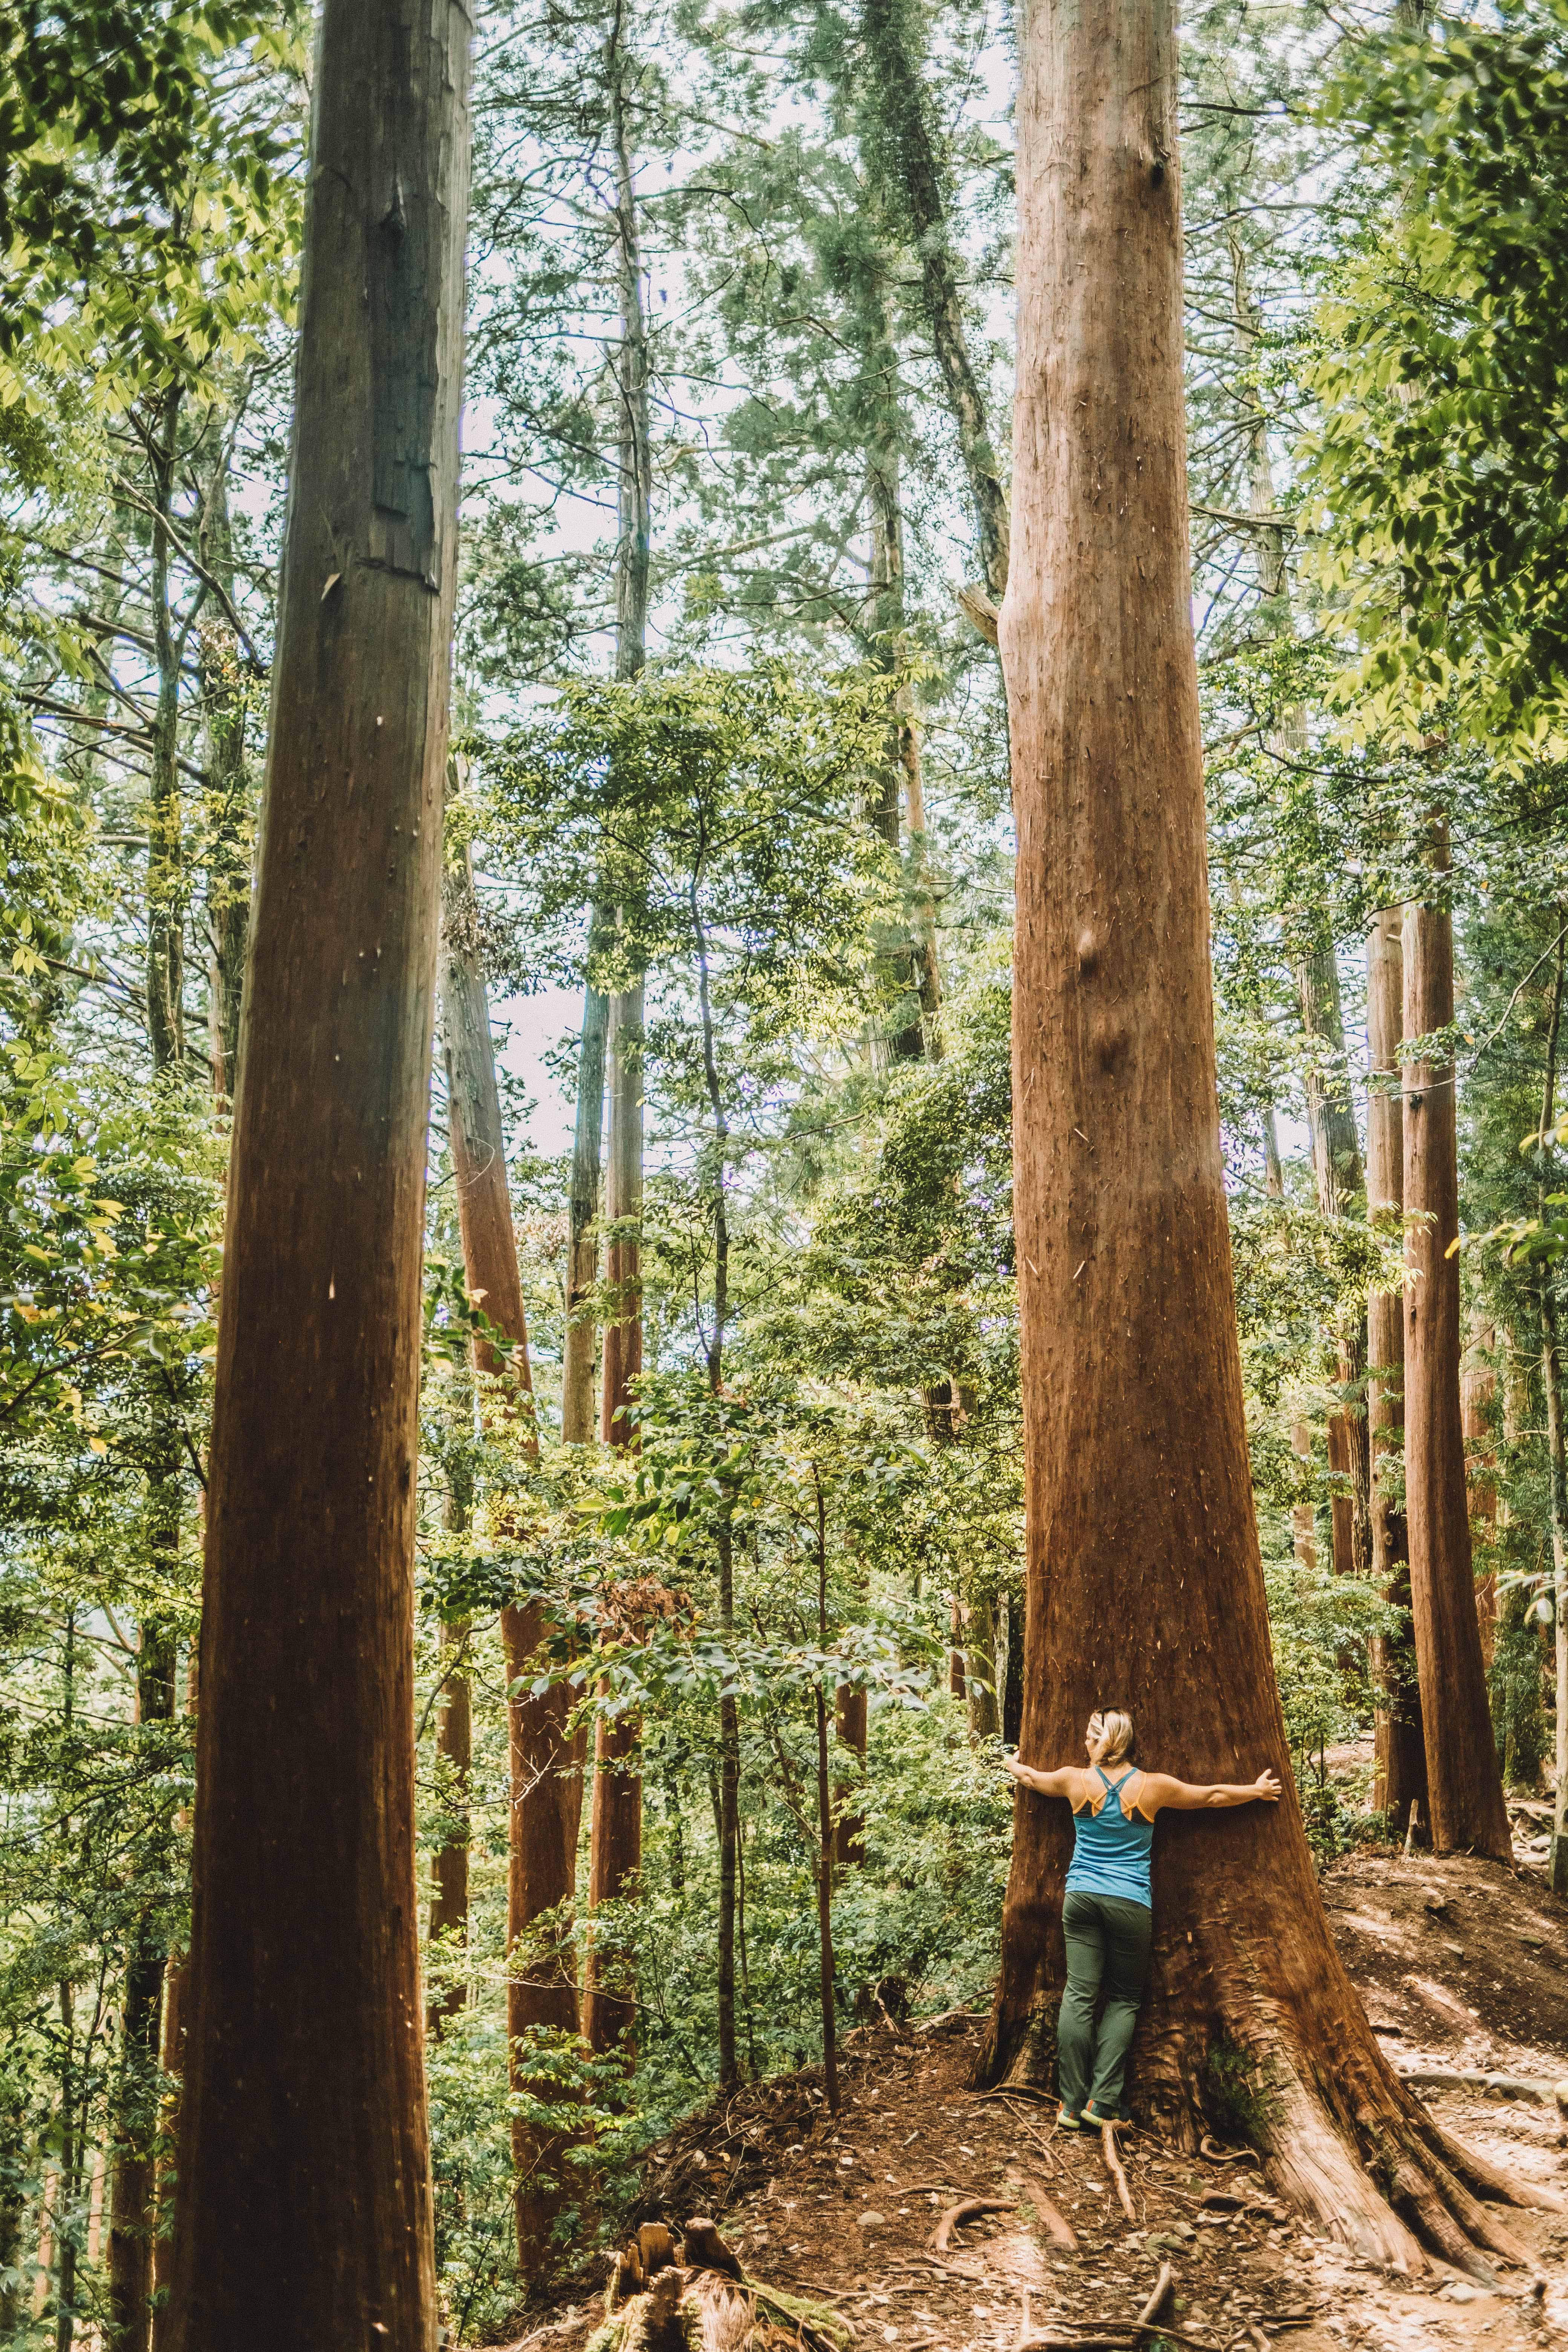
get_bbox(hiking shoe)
[1055,2106,1083,2132]
[1084,2101,1124,2127]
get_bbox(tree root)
[931,2195,1013,2252]
[595,2217,850,2352]
[1025,2173,1079,2251]
[1101,2124,1136,2222]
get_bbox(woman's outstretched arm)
[1140,1768,1282,1813]
[1000,1753,1082,1800]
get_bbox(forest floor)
[497,1818,1568,2352]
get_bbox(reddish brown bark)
[1402,870,1511,1859]
[162,0,469,2332]
[984,0,1527,2270]
[833,1684,868,1869]
[441,863,581,2263]
[581,1705,643,2058]
[1461,1325,1498,1674]
[427,1613,472,2034]
[1366,911,1427,1832]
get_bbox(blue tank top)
[1065,1766,1154,1907]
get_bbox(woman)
[1002,1709,1280,2129]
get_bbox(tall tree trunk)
[813,1471,840,2113]
[856,0,1008,605]
[440,854,581,2262]
[985,0,1525,2270]
[833,1685,867,1869]
[162,0,470,2334]
[581,8,652,2060]
[108,1629,176,2352]
[1232,222,1370,1578]
[1530,928,1568,1891]
[1401,851,1511,1859]
[561,977,608,1443]
[199,465,253,1102]
[1461,1319,1498,1674]
[1366,910,1427,1831]
[600,982,643,1444]
[427,1430,473,2036]
[146,383,186,1075]
[1001,1593,1024,1747]
[966,1591,1001,1739]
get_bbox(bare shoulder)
[1132,1769,1186,1815]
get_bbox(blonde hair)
[1089,1709,1136,1766]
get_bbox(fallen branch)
[932,2195,1014,2252]
[1101,2123,1136,2222]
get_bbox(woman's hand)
[1254,1769,1282,1803]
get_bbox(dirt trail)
[496,1850,1568,2352]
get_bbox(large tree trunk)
[984,0,1534,2273]
[1401,862,1511,1860]
[440,857,582,2263]
[162,0,470,2335]
[1366,911,1427,1831]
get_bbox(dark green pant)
[1058,1889,1153,2117]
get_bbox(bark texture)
[986,0,1529,2272]
[1366,911,1427,1831]
[163,0,470,2336]
[1402,874,1511,1859]
[582,1706,643,2057]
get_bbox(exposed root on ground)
[991,2001,1559,2281]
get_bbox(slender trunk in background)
[1263,1104,1285,1199]
[427,1427,473,2036]
[857,0,1008,607]
[865,429,935,1063]
[150,1638,197,2351]
[1366,911,1426,1831]
[966,1591,1001,1738]
[581,1708,642,2057]
[561,980,608,1443]
[163,0,470,2331]
[715,1517,740,2085]
[1402,848,1511,1859]
[1001,1594,1024,1746]
[582,9,653,2061]
[948,1596,966,1701]
[600,982,644,1444]
[833,1684,867,1869]
[107,1631,176,2352]
[199,466,254,1101]
[146,383,186,1074]
[440,855,580,2265]
[1233,221,1370,1577]
[984,0,1514,2263]
[1291,1420,1317,1569]
[1460,1318,1498,1674]
[814,1472,840,2113]
[1530,927,1568,1891]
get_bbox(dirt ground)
[498,1829,1568,2352]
